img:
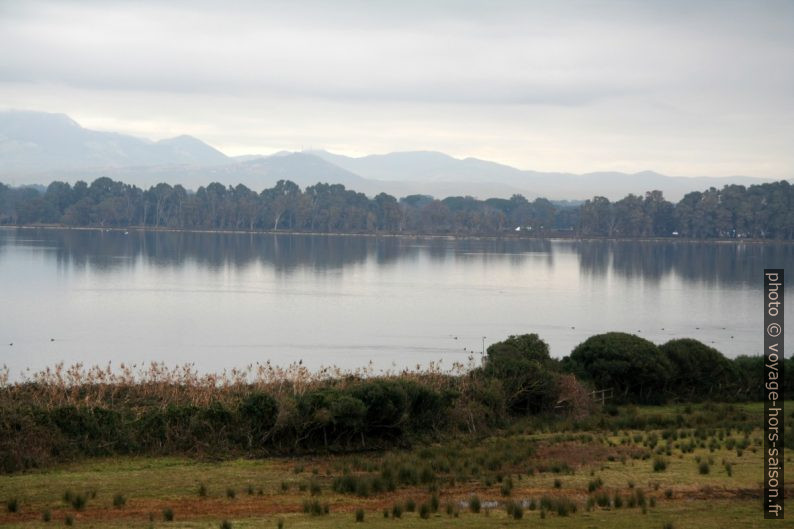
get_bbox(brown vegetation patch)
[534,441,640,467]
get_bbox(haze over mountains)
[0,110,778,201]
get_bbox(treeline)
[1,331,791,472]
[562,332,792,404]
[1,177,794,238]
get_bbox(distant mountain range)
[0,110,780,201]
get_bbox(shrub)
[430,493,440,512]
[163,507,174,521]
[355,508,364,522]
[653,457,668,472]
[392,503,403,518]
[699,462,710,475]
[239,392,278,441]
[469,495,481,513]
[226,488,236,499]
[6,498,18,513]
[277,518,284,529]
[42,509,51,522]
[553,478,562,488]
[220,521,232,529]
[65,515,74,526]
[405,498,416,512]
[419,502,431,519]
[198,483,207,497]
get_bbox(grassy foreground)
[1,402,789,529]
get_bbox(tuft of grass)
[277,518,284,529]
[309,479,322,496]
[419,502,431,519]
[163,507,174,521]
[430,492,440,513]
[595,492,610,508]
[220,521,233,529]
[42,509,51,522]
[6,497,19,513]
[469,494,481,513]
[70,493,87,511]
[392,503,403,518]
[699,461,710,475]
[355,508,365,522]
[302,499,329,516]
[405,498,416,512]
[226,488,236,499]
[653,457,668,472]
[588,477,604,492]
[553,478,562,488]
[64,514,74,526]
[112,493,126,508]
[198,483,208,497]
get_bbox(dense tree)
[564,332,673,404]
[2,177,793,239]
[659,339,739,401]
[479,334,560,414]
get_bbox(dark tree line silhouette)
[1,177,793,238]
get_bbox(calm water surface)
[1,228,791,377]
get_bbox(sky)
[0,0,792,178]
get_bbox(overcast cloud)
[0,0,792,177]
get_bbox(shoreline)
[2,223,792,245]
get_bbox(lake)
[1,227,791,378]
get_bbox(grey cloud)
[0,0,791,178]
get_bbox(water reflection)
[0,229,792,287]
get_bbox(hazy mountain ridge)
[0,110,780,200]
[0,110,229,170]
[308,149,774,201]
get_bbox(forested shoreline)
[1,177,794,239]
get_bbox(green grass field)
[1,402,789,528]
